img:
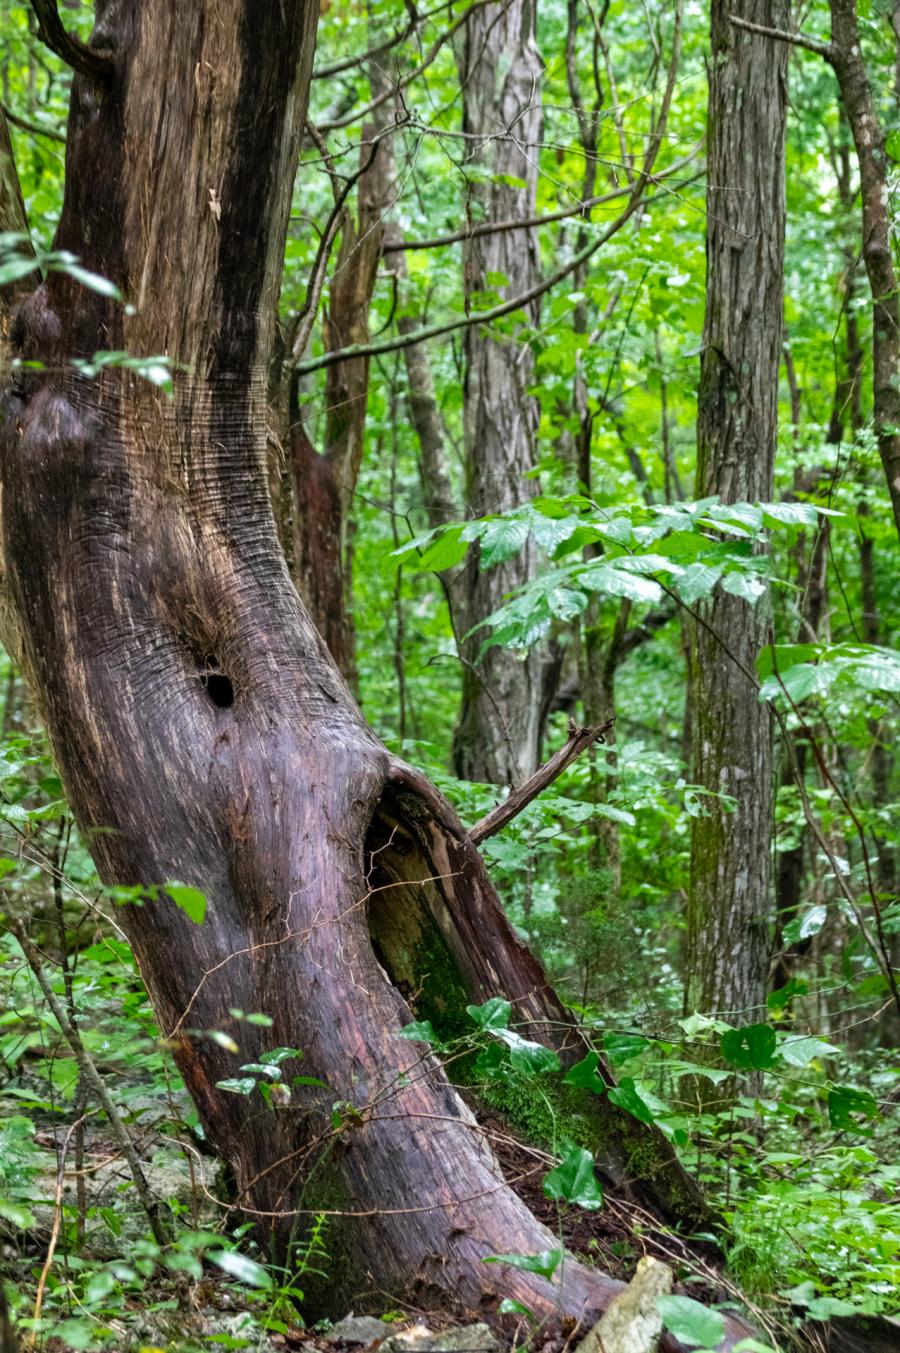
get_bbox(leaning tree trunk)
[684,0,788,1020]
[0,2,727,1338]
[452,0,553,786]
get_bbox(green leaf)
[720,1023,776,1070]
[0,1198,35,1227]
[57,260,122,299]
[608,1077,654,1124]
[208,1248,272,1289]
[657,1295,726,1350]
[479,517,531,568]
[603,1031,650,1065]
[495,1028,561,1075]
[766,977,808,1012]
[397,1020,442,1047]
[216,1078,257,1096]
[720,570,767,603]
[580,562,663,603]
[827,1085,878,1130]
[562,1051,606,1094]
[51,1318,97,1350]
[419,524,468,572]
[783,905,826,944]
[543,1146,603,1210]
[467,998,512,1031]
[483,1249,563,1281]
[165,882,207,925]
[498,1298,535,1320]
[777,1035,836,1068]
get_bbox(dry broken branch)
[468,717,615,845]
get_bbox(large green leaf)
[657,1295,726,1349]
[543,1146,603,1210]
[720,1023,776,1070]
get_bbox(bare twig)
[469,717,615,845]
[27,1113,89,1351]
[8,918,175,1248]
[29,0,115,80]
[289,136,384,364]
[382,149,699,253]
[294,173,698,377]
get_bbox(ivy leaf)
[543,1146,603,1210]
[562,1051,606,1094]
[495,1028,561,1075]
[467,998,512,1031]
[720,1023,776,1070]
[603,1031,650,1065]
[657,1295,726,1349]
[483,1249,563,1281]
[608,1077,655,1124]
[165,882,207,926]
[397,1020,442,1047]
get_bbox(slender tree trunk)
[684,0,788,1019]
[452,0,552,785]
[0,5,714,1332]
[829,0,900,541]
[288,132,385,686]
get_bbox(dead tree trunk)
[0,2,725,1337]
[452,0,553,786]
[684,0,788,1020]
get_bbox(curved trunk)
[0,2,738,1340]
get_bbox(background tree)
[684,0,789,1022]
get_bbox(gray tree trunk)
[684,0,788,1019]
[452,0,551,785]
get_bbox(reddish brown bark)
[0,2,732,1340]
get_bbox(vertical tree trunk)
[0,3,713,1329]
[453,0,552,785]
[684,0,788,1019]
[829,0,900,541]
[288,132,385,686]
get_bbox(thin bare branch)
[383,148,699,252]
[1,102,66,144]
[8,917,175,1248]
[469,717,615,845]
[293,171,697,376]
[728,13,833,61]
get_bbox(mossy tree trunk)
[0,1,725,1336]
